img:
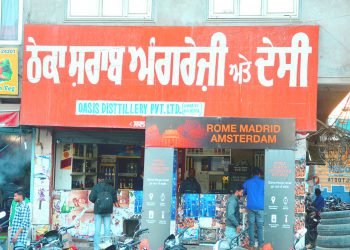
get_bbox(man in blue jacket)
[244,167,264,250]
[313,188,325,212]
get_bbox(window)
[0,0,23,45]
[208,0,299,19]
[66,0,152,20]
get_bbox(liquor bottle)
[105,168,108,179]
[74,144,78,156]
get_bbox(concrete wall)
[32,128,53,227]
[25,0,350,84]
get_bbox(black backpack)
[96,190,113,214]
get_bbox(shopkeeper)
[179,168,201,194]
[133,170,144,191]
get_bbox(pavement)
[76,242,215,250]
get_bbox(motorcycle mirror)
[0,211,6,219]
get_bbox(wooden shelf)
[116,156,141,159]
[100,163,116,167]
[186,154,231,157]
[71,172,84,175]
[73,156,98,161]
[73,156,85,160]
[118,173,137,177]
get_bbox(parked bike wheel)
[318,224,350,236]
[316,235,350,248]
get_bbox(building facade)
[1,0,350,249]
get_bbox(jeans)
[7,227,13,250]
[13,242,25,250]
[94,214,112,250]
[248,209,264,247]
[225,226,239,247]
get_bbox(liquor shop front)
[20,25,319,250]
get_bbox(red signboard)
[0,111,19,127]
[21,25,319,131]
[145,117,295,149]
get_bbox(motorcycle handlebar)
[59,225,75,233]
[134,228,149,238]
[178,227,189,238]
[130,240,141,246]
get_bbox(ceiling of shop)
[317,84,350,124]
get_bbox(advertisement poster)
[317,162,350,202]
[264,150,295,250]
[0,111,19,127]
[61,143,73,170]
[52,190,94,239]
[200,194,216,218]
[52,190,142,239]
[146,117,295,149]
[142,148,174,250]
[22,25,318,131]
[33,154,51,225]
[0,48,18,95]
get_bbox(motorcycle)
[101,223,149,250]
[0,211,8,229]
[26,225,75,250]
[213,228,248,250]
[304,204,320,249]
[163,227,188,250]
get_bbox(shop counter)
[52,189,143,241]
[177,193,248,245]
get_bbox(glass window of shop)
[180,148,264,194]
[55,143,144,192]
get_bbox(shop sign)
[21,25,318,130]
[0,48,18,95]
[142,148,175,250]
[317,163,350,193]
[0,111,19,127]
[265,150,295,250]
[145,117,295,149]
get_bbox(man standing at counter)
[226,184,244,247]
[89,178,118,250]
[179,168,201,194]
[244,167,264,250]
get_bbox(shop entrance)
[0,130,32,236]
[142,117,296,250]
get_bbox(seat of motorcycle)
[43,230,60,242]
[165,234,175,241]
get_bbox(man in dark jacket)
[89,178,117,250]
[226,184,244,247]
[179,168,201,194]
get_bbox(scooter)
[163,227,188,250]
